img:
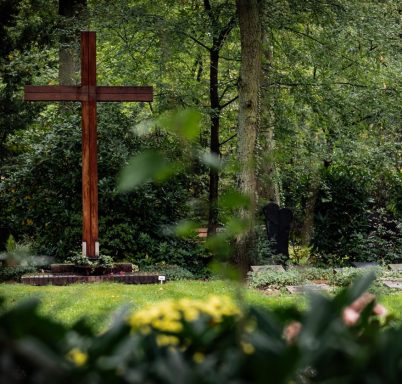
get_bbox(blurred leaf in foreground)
[118,151,181,192]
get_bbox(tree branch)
[284,27,359,65]
[180,32,211,51]
[220,95,239,109]
[219,132,237,147]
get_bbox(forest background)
[0,0,400,275]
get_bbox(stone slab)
[286,284,331,294]
[286,265,311,272]
[351,262,379,269]
[250,265,285,273]
[383,279,402,289]
[388,264,402,272]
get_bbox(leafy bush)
[311,167,401,265]
[2,274,402,383]
[348,208,402,263]
[248,269,304,289]
[0,266,36,282]
[0,104,207,270]
[141,263,195,280]
[249,267,333,289]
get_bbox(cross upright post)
[24,31,153,259]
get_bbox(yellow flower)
[245,318,257,333]
[67,348,88,366]
[127,295,241,338]
[193,352,205,364]
[156,335,179,346]
[241,342,255,355]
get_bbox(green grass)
[1,281,401,332]
[0,281,301,331]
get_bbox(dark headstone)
[262,202,293,259]
[278,207,293,256]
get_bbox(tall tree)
[203,0,237,236]
[58,0,87,84]
[234,0,262,273]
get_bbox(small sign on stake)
[158,275,166,284]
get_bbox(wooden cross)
[24,31,153,258]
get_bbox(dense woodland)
[0,0,400,273]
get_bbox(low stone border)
[21,272,161,286]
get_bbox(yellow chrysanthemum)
[67,348,88,366]
[156,335,179,346]
[241,342,255,355]
[127,295,241,342]
[193,352,205,364]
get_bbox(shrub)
[141,263,195,280]
[248,269,304,289]
[0,104,207,270]
[249,267,333,289]
[0,266,36,282]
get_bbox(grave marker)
[383,280,402,289]
[262,202,293,259]
[351,262,379,269]
[250,265,286,273]
[388,264,402,272]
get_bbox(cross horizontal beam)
[24,85,153,102]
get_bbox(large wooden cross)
[25,31,153,259]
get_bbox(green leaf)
[220,189,251,210]
[118,151,180,191]
[199,151,223,170]
[158,109,202,141]
[174,220,200,238]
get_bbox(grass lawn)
[1,280,401,332]
[0,280,301,331]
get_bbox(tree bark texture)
[258,37,281,204]
[58,0,87,85]
[234,0,262,274]
[207,47,220,235]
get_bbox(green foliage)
[248,266,334,290]
[67,253,93,266]
[312,168,402,264]
[2,274,402,383]
[97,255,114,268]
[141,263,195,281]
[248,268,304,289]
[0,266,36,282]
[0,104,207,270]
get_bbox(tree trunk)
[258,36,280,204]
[207,47,220,235]
[58,0,87,85]
[234,0,262,275]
